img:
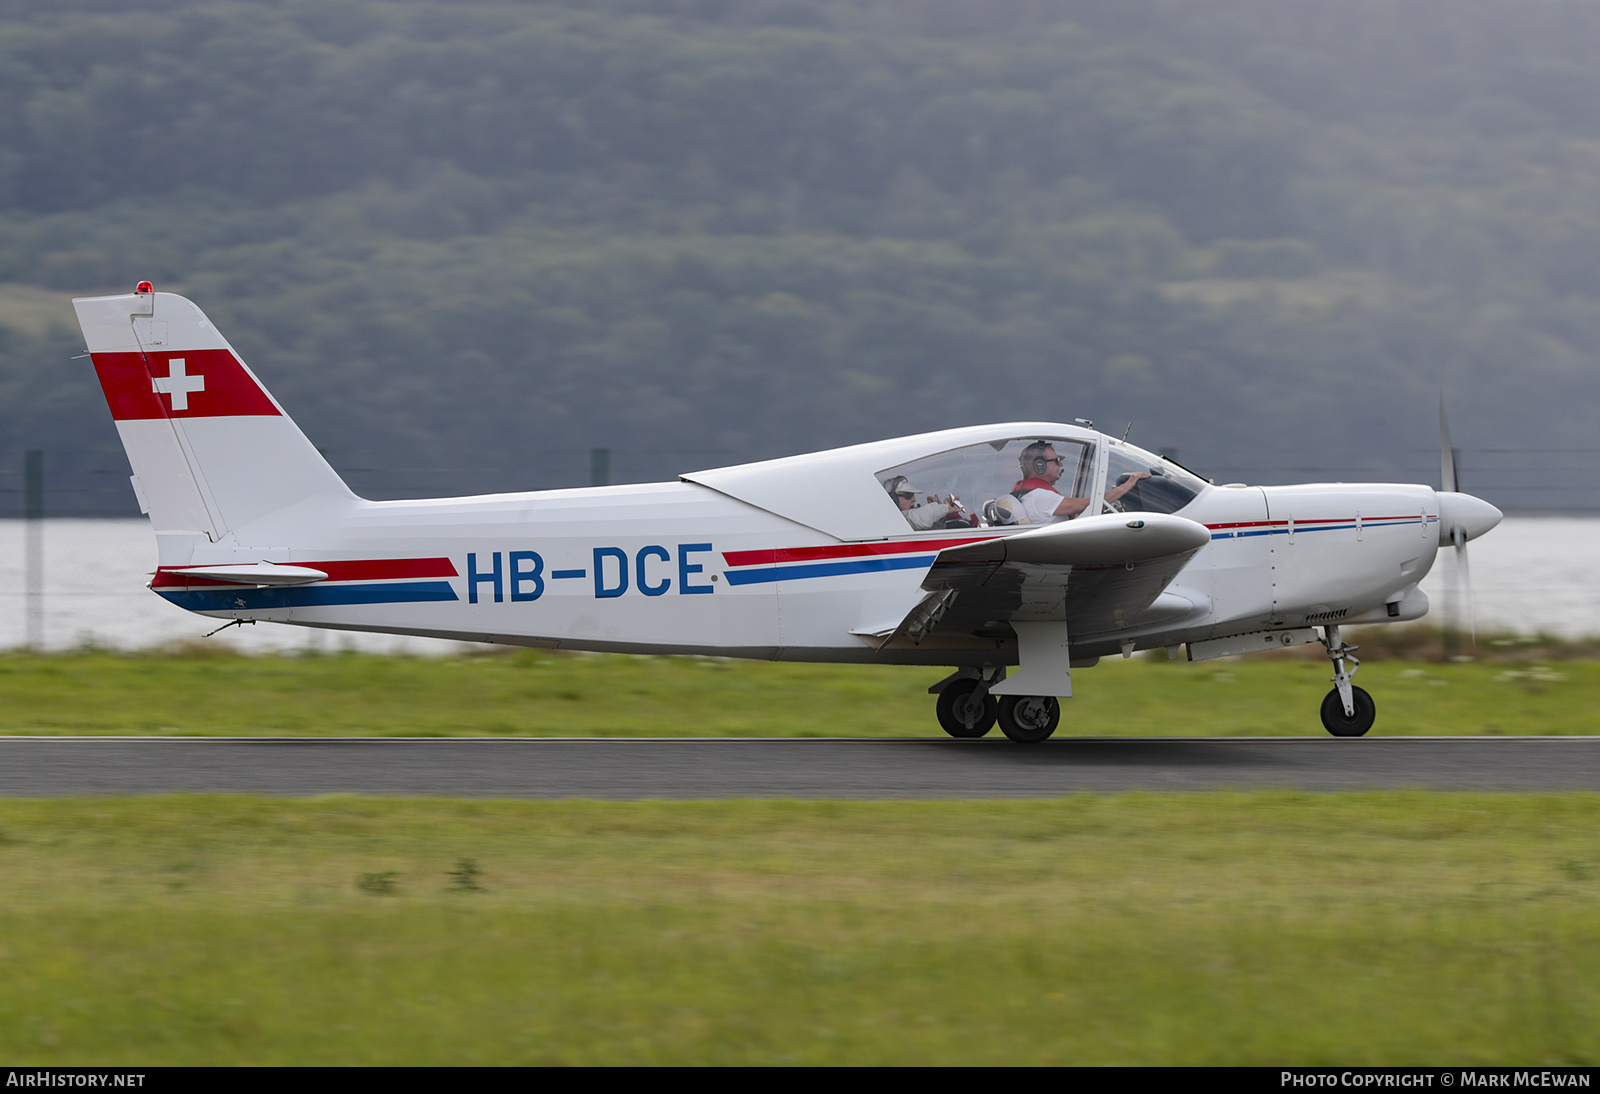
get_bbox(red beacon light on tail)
[135,281,153,294]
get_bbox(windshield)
[1103,441,1208,515]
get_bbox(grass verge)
[0,644,1596,736]
[0,793,1596,1064]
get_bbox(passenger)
[885,476,964,530]
[1009,440,1148,525]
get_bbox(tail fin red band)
[93,349,281,421]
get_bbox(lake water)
[0,517,1594,653]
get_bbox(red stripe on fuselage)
[93,348,280,421]
[723,516,1437,572]
[722,535,1003,568]
[150,557,459,588]
[1204,515,1434,531]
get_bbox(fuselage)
[149,424,1450,667]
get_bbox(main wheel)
[997,695,1060,743]
[936,678,996,738]
[1320,686,1376,737]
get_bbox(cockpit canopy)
[877,435,1207,531]
[682,423,1208,542]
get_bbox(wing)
[867,512,1211,652]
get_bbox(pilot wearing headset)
[1007,440,1149,525]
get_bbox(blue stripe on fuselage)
[156,581,460,611]
[723,554,935,586]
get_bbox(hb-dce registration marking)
[466,544,715,603]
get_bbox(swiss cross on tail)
[92,348,280,420]
[151,357,204,410]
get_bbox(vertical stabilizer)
[73,286,353,540]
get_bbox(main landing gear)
[1319,624,1375,737]
[936,677,996,738]
[932,670,1061,743]
[997,695,1060,743]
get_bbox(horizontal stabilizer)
[160,563,329,586]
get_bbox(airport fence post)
[24,449,43,649]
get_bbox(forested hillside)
[2,0,1597,513]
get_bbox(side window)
[878,437,1097,530]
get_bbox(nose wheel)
[1320,685,1376,737]
[1319,625,1375,737]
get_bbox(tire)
[936,678,996,738]
[997,695,1060,743]
[1320,686,1376,737]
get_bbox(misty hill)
[2,0,1597,514]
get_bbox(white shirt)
[1013,485,1065,525]
[903,501,952,530]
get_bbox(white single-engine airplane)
[73,284,1502,741]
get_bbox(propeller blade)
[1453,527,1475,645]
[1439,395,1458,494]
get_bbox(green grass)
[0,793,1596,1064]
[0,645,1596,737]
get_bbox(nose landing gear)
[1319,625,1375,737]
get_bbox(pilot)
[1008,440,1149,525]
[885,476,963,530]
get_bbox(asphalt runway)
[0,736,1597,797]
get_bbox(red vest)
[1011,477,1059,496]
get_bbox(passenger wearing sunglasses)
[884,475,965,530]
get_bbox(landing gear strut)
[1319,624,1375,737]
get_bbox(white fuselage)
[152,467,1443,667]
